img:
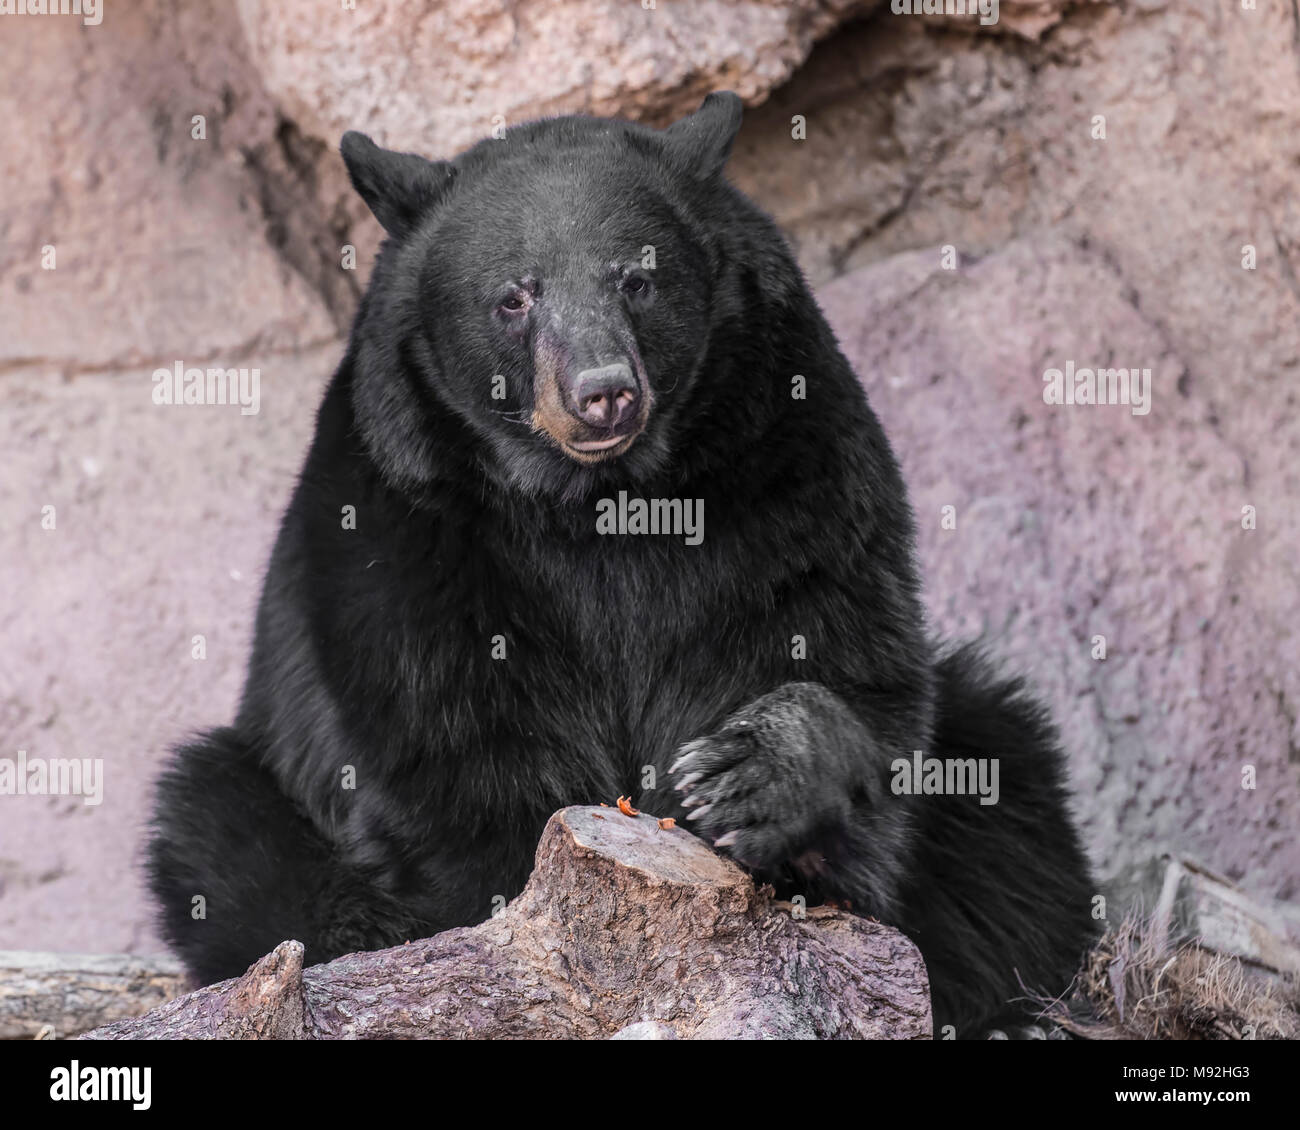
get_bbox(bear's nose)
[572,362,639,429]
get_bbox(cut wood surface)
[82,806,932,1039]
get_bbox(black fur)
[147,93,1096,1036]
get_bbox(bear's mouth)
[559,432,639,462]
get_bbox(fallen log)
[0,951,188,1039]
[83,806,931,1039]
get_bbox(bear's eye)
[620,273,653,298]
[497,290,531,315]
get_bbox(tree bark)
[83,806,932,1039]
[0,951,188,1039]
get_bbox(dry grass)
[1035,910,1300,1040]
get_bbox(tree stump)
[84,806,932,1039]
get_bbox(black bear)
[148,92,1096,1037]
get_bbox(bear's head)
[340,93,771,502]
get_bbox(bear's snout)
[570,362,640,432]
[531,331,651,462]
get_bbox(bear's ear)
[662,91,743,179]
[341,131,454,237]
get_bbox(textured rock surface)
[820,235,1300,905]
[84,808,931,1040]
[0,346,333,955]
[0,0,1297,963]
[0,1,339,369]
[235,0,878,152]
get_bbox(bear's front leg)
[668,681,915,917]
